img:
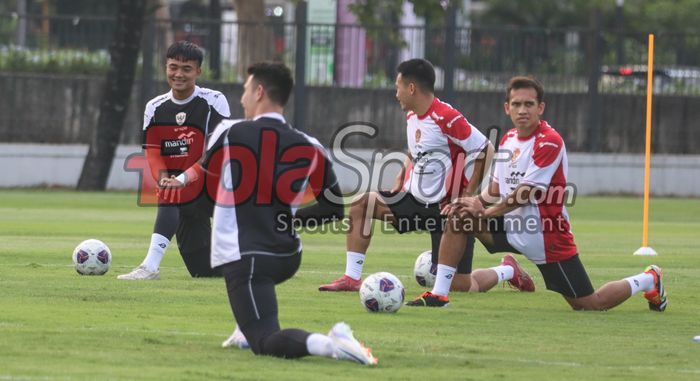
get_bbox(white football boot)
[328,322,377,365]
[117,265,160,280]
[221,325,250,349]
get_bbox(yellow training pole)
[634,34,658,256]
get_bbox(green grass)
[0,190,698,381]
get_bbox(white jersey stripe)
[248,257,261,319]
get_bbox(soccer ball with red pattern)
[414,250,437,287]
[72,239,112,275]
[359,272,405,313]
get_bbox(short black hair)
[506,76,544,103]
[166,41,204,67]
[396,58,435,93]
[247,62,294,106]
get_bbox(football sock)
[431,264,457,297]
[344,251,365,280]
[141,233,169,272]
[490,265,515,282]
[624,272,655,295]
[306,333,334,357]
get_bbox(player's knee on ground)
[258,329,310,359]
[180,249,221,277]
[189,268,221,277]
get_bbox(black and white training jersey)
[203,113,341,267]
[142,86,230,175]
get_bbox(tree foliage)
[347,0,449,27]
[347,0,700,33]
[479,0,700,32]
[477,0,600,28]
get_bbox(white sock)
[431,264,457,297]
[490,265,515,282]
[306,333,334,357]
[344,251,365,280]
[624,272,655,295]
[141,233,170,272]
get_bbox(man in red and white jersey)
[320,58,531,294]
[407,76,667,311]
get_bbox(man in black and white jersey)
[118,41,230,280]
[166,62,378,364]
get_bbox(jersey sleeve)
[439,111,488,154]
[521,134,564,190]
[201,123,230,172]
[142,101,156,130]
[212,93,231,118]
[207,119,243,151]
[205,93,231,138]
[141,101,156,148]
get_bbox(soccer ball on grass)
[359,272,405,313]
[414,250,437,287]
[72,239,111,275]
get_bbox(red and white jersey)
[494,120,577,264]
[404,97,488,204]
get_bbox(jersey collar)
[254,112,286,123]
[169,85,200,105]
[517,120,546,141]
[415,97,439,120]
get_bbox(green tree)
[347,0,448,31]
[478,0,700,32]
[477,0,602,28]
[623,0,700,32]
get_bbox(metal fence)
[2,12,700,96]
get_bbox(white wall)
[1,144,699,197]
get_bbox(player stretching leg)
[118,41,230,280]
[319,58,497,293]
[407,76,666,311]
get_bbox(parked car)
[601,65,700,95]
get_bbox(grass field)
[0,190,698,381]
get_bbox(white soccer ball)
[359,272,405,313]
[72,239,112,275]
[414,250,437,287]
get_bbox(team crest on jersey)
[415,128,421,143]
[511,148,521,162]
[175,112,187,125]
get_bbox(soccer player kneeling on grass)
[118,41,230,280]
[406,76,667,312]
[319,58,497,293]
[163,62,377,364]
